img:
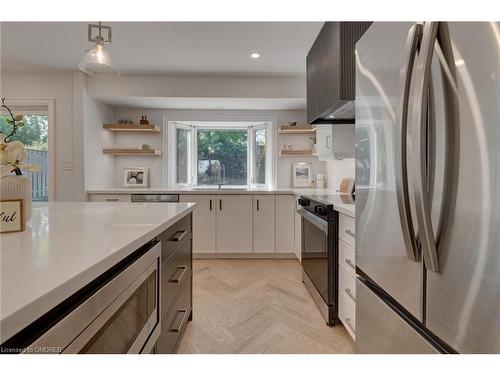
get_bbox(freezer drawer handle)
[345,229,355,238]
[169,309,190,333]
[105,198,119,202]
[169,266,188,284]
[169,230,188,243]
[345,317,355,333]
[344,258,355,272]
[345,288,356,303]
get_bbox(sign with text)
[0,199,25,233]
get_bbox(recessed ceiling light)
[250,52,261,59]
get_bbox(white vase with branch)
[0,98,41,221]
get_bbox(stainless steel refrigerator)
[355,22,500,353]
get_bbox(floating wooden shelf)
[278,125,316,135]
[103,124,161,133]
[279,149,315,156]
[103,148,161,156]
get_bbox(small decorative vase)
[0,175,32,221]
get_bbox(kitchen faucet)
[212,160,225,189]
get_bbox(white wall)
[110,107,326,188]
[1,72,82,201]
[110,108,165,188]
[82,78,115,191]
[325,158,355,190]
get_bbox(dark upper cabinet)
[306,22,372,124]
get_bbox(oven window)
[79,271,157,354]
[301,219,329,302]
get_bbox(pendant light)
[79,22,120,78]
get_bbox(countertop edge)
[0,204,196,344]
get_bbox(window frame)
[168,120,274,188]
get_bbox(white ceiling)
[1,22,322,76]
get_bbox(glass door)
[0,112,49,201]
[301,216,328,303]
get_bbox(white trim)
[1,99,55,201]
[168,120,275,189]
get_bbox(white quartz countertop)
[0,202,195,343]
[87,186,297,195]
[86,187,355,217]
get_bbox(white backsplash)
[325,158,355,191]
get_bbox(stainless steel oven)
[298,196,337,325]
[24,242,161,354]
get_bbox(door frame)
[1,98,55,201]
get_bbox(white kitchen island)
[0,202,195,352]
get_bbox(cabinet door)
[294,196,302,261]
[315,125,333,157]
[276,195,295,253]
[216,195,253,253]
[180,195,216,253]
[252,195,275,253]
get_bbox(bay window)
[169,121,273,188]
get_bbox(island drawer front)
[161,236,192,320]
[157,279,192,354]
[158,214,192,263]
[339,214,355,248]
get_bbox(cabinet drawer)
[339,265,356,304]
[157,279,192,354]
[339,239,356,275]
[339,293,356,340]
[157,214,192,263]
[339,214,355,247]
[90,194,131,202]
[161,236,191,320]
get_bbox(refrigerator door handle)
[413,22,459,273]
[395,23,422,262]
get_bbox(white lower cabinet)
[252,195,276,253]
[338,213,356,340]
[294,196,302,261]
[90,194,131,202]
[216,195,253,253]
[180,195,216,254]
[275,195,295,253]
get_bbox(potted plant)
[0,98,40,221]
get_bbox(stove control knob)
[299,198,310,207]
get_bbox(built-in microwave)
[21,242,161,354]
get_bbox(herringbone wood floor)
[177,259,355,354]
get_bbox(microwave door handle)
[395,23,422,262]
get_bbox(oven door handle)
[298,208,328,233]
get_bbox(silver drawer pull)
[169,230,188,243]
[169,266,188,284]
[169,309,190,333]
[344,258,355,271]
[105,198,119,202]
[345,229,355,238]
[345,288,356,303]
[345,317,355,333]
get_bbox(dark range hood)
[306,22,372,124]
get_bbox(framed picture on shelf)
[292,162,312,188]
[123,167,149,188]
